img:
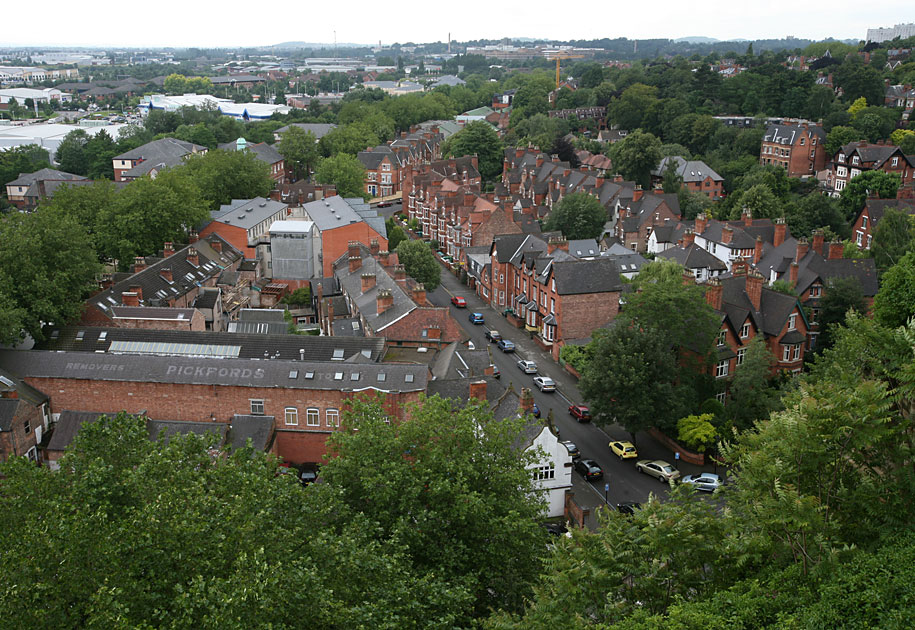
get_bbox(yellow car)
[609,440,638,460]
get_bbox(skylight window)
[377,372,386,382]
[288,370,298,379]
[304,371,315,379]
[334,372,344,380]
[405,373,414,383]
[332,349,345,360]
[350,372,360,381]
[99,331,108,341]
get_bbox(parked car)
[574,458,603,481]
[497,339,515,352]
[616,502,642,516]
[298,465,319,486]
[532,403,540,418]
[568,404,591,422]
[485,329,502,342]
[544,522,568,536]
[468,312,484,324]
[533,376,556,392]
[517,359,537,374]
[635,459,681,484]
[609,440,638,460]
[560,440,580,459]
[451,295,467,308]
[489,364,501,379]
[681,473,722,492]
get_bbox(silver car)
[517,359,537,374]
[681,473,722,492]
[635,459,681,484]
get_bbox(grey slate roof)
[211,197,288,231]
[217,140,283,165]
[719,276,799,337]
[568,239,600,257]
[274,123,337,139]
[46,410,106,452]
[357,145,402,171]
[110,306,198,321]
[0,399,19,432]
[8,168,85,187]
[333,247,416,333]
[304,195,379,233]
[114,138,206,177]
[551,258,623,295]
[0,350,427,393]
[229,415,275,451]
[658,243,728,272]
[652,156,723,183]
[38,326,385,362]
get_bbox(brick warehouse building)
[0,350,426,465]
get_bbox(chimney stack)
[393,264,407,286]
[412,283,426,305]
[705,278,723,310]
[753,236,763,264]
[774,218,787,248]
[379,250,390,266]
[122,291,140,307]
[163,242,175,257]
[370,238,380,256]
[133,256,146,272]
[695,213,708,235]
[361,273,376,292]
[376,288,393,314]
[519,387,534,415]
[547,237,569,254]
[186,248,199,267]
[812,229,824,254]
[742,208,753,226]
[211,238,222,253]
[160,267,173,283]
[746,269,764,311]
[632,186,644,202]
[347,241,361,259]
[469,380,487,401]
[789,261,798,287]
[796,237,809,262]
[188,230,199,244]
[348,256,362,273]
[681,229,696,248]
[128,284,143,302]
[828,241,844,260]
[721,225,734,245]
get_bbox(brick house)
[759,121,827,178]
[704,259,809,387]
[327,242,465,347]
[303,196,389,278]
[755,230,878,350]
[486,234,623,359]
[0,349,425,466]
[850,197,915,250]
[112,137,207,182]
[650,157,724,200]
[81,235,243,327]
[358,146,403,198]
[199,197,289,258]
[0,368,50,463]
[825,141,915,197]
[4,168,88,210]
[614,190,681,253]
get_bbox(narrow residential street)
[427,258,715,528]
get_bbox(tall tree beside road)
[395,239,441,290]
[317,395,546,621]
[725,335,780,431]
[277,126,319,181]
[543,192,607,240]
[315,154,366,200]
[0,208,101,343]
[607,129,662,189]
[441,121,503,181]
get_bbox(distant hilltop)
[269,41,367,49]
[674,37,720,44]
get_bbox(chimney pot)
[469,380,487,401]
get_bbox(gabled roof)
[719,274,800,337]
[217,140,283,165]
[551,258,623,295]
[274,123,337,139]
[333,247,416,333]
[210,197,288,230]
[7,168,86,187]
[658,243,728,271]
[652,156,723,183]
[114,137,205,162]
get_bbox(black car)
[616,502,642,516]
[574,458,603,481]
[299,465,319,486]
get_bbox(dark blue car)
[497,339,515,352]
[469,312,484,324]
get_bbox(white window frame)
[532,464,555,481]
[740,322,750,338]
[793,344,801,361]
[782,344,792,362]
[250,399,265,415]
[326,408,340,427]
[788,313,797,331]
[717,329,727,346]
[306,408,320,426]
[715,360,729,378]
[285,407,298,425]
[737,348,747,366]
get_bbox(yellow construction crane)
[545,51,584,89]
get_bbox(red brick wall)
[321,224,389,278]
[23,376,422,463]
[0,401,42,461]
[380,308,464,345]
[556,292,620,341]
[199,223,253,258]
[113,309,206,331]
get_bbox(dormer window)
[852,156,859,165]
[839,154,845,163]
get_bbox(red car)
[569,405,591,423]
[451,295,467,308]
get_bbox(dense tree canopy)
[395,239,441,290]
[607,130,662,189]
[543,192,607,240]
[441,121,504,181]
[315,153,367,199]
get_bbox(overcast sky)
[2,1,912,48]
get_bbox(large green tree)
[726,336,779,431]
[181,149,273,210]
[816,276,867,351]
[277,126,319,181]
[54,128,90,176]
[395,239,441,290]
[441,121,503,181]
[315,153,367,200]
[0,208,101,343]
[543,192,607,240]
[607,129,662,189]
[317,395,546,620]
[0,145,51,189]
[874,250,915,328]
[838,170,900,220]
[0,412,468,629]
[870,207,915,271]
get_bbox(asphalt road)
[426,260,714,528]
